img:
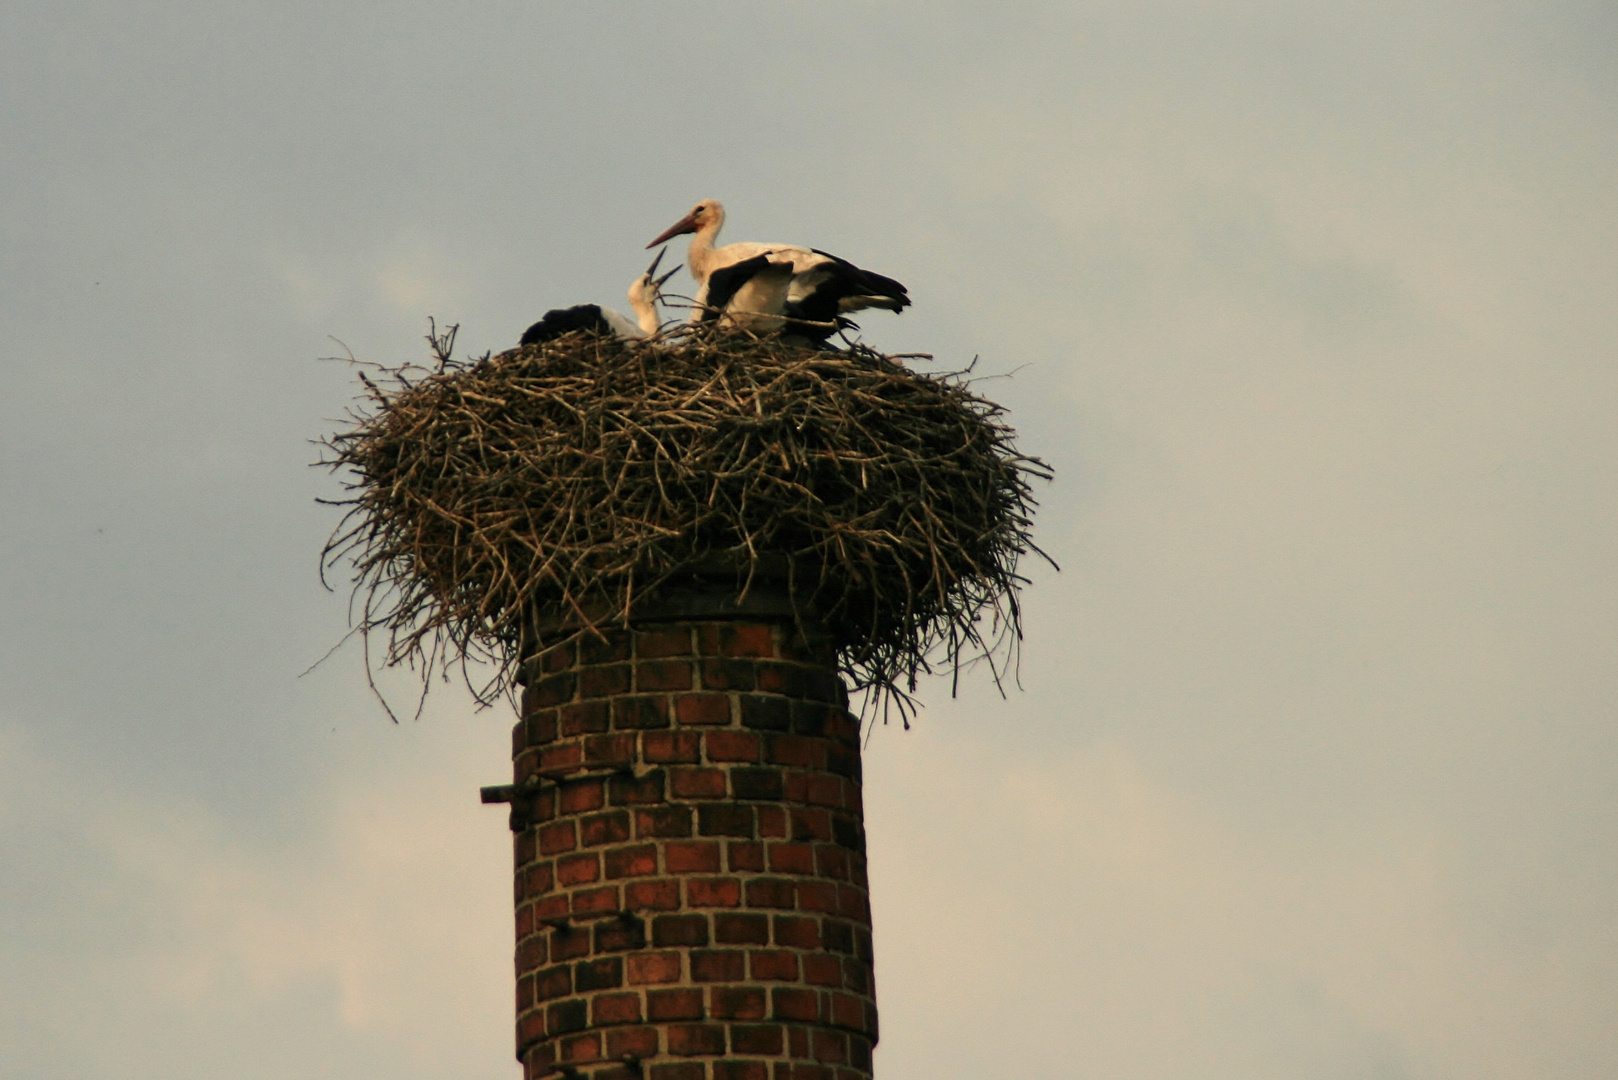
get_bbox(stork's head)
[626,247,683,334]
[647,199,724,247]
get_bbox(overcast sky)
[3,3,1616,1078]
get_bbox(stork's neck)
[687,213,724,282]
[627,280,660,336]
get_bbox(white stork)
[695,253,794,335]
[646,199,910,343]
[520,249,681,346]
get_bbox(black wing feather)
[520,304,611,345]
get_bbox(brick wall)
[510,620,877,1080]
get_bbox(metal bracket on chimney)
[480,762,641,831]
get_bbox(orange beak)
[647,212,700,248]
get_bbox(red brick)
[773,916,820,950]
[624,878,681,911]
[551,927,591,961]
[575,956,624,991]
[711,985,768,1020]
[803,954,843,987]
[594,916,647,953]
[768,842,816,875]
[579,632,631,665]
[699,659,755,691]
[706,730,761,763]
[714,912,769,945]
[718,624,775,658]
[652,914,709,947]
[830,992,867,1033]
[771,987,821,1021]
[636,626,692,658]
[836,884,869,921]
[548,998,589,1035]
[535,641,576,674]
[730,1024,785,1055]
[535,964,572,1000]
[526,709,559,748]
[560,1028,602,1061]
[638,660,694,692]
[532,894,570,922]
[626,950,683,985]
[530,893,569,919]
[635,805,693,838]
[516,1008,546,1053]
[713,1063,769,1080]
[689,949,746,982]
[687,877,742,908]
[739,694,791,732]
[664,841,722,873]
[524,861,556,896]
[767,736,817,768]
[591,992,642,1025]
[731,767,785,801]
[528,673,575,707]
[604,844,658,879]
[559,779,606,814]
[579,664,632,698]
[749,950,800,981]
[815,845,850,881]
[812,1027,848,1063]
[646,988,705,1021]
[824,747,858,780]
[513,719,528,755]
[605,1026,661,1059]
[571,885,620,914]
[821,920,854,955]
[745,878,796,909]
[757,805,787,837]
[516,903,536,939]
[517,933,547,974]
[560,700,610,736]
[727,841,766,872]
[580,810,631,847]
[516,973,535,1010]
[667,1023,727,1056]
[671,767,727,799]
[796,881,839,914]
[584,732,636,766]
[806,775,843,808]
[612,696,670,730]
[556,853,601,886]
[647,1065,705,1080]
[539,821,577,855]
[675,693,732,725]
[698,803,755,838]
[787,1027,811,1058]
[608,770,666,805]
[790,808,832,842]
[849,1033,874,1070]
[642,730,702,763]
[540,743,583,773]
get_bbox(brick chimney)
[507,611,877,1080]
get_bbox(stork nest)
[318,325,1053,721]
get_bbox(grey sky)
[3,2,1615,1078]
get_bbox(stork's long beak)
[644,248,666,279]
[654,263,683,290]
[647,212,699,248]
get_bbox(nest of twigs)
[319,324,1053,721]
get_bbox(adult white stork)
[646,199,910,343]
[519,249,681,346]
[695,254,794,335]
